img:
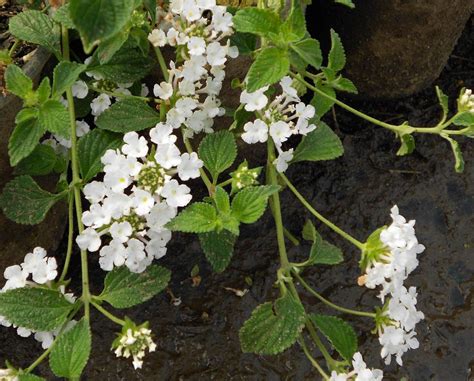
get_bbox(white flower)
[99,241,127,271]
[269,121,292,146]
[3,265,28,290]
[132,188,155,216]
[154,143,181,169]
[273,149,293,173]
[187,36,206,56]
[125,239,151,273]
[296,118,317,135]
[240,87,268,111]
[177,152,203,180]
[329,352,383,381]
[206,41,227,66]
[22,247,56,284]
[211,6,233,32]
[182,0,201,21]
[148,29,167,47]
[153,82,173,100]
[161,179,192,207]
[280,76,299,99]
[146,230,172,259]
[197,0,216,10]
[104,170,131,193]
[150,123,177,145]
[72,80,89,99]
[113,325,156,369]
[122,132,149,158]
[76,227,102,252]
[110,221,133,243]
[83,181,108,203]
[242,119,268,144]
[90,93,111,116]
[76,120,90,137]
[146,202,177,232]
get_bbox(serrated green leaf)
[231,185,279,224]
[292,122,343,163]
[199,230,237,273]
[8,10,61,57]
[8,117,44,166]
[38,100,70,138]
[281,4,306,42]
[233,8,281,38]
[99,265,171,308]
[53,4,75,29]
[240,293,305,355]
[302,219,317,242]
[230,32,257,55]
[435,86,448,121]
[95,99,160,132]
[18,374,46,381]
[198,131,237,180]
[36,77,51,104]
[334,0,355,8]
[328,29,346,72]
[246,47,290,92]
[214,186,231,214]
[311,84,336,118]
[453,111,474,126]
[0,175,66,224]
[15,144,58,176]
[396,133,415,156]
[310,314,357,361]
[302,220,343,265]
[290,39,322,69]
[442,134,464,173]
[78,129,123,182]
[69,0,135,53]
[97,30,130,64]
[52,62,86,99]
[166,202,218,233]
[0,287,73,331]
[5,64,33,99]
[49,319,91,378]
[329,76,358,94]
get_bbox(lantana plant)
[0,0,472,380]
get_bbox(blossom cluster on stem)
[329,352,383,381]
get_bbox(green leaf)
[97,30,130,64]
[36,77,51,104]
[442,134,464,173]
[0,175,65,224]
[233,8,281,38]
[290,38,323,69]
[435,86,448,121]
[246,47,290,92]
[292,122,344,163]
[214,186,231,215]
[18,374,46,381]
[52,62,86,99]
[8,117,44,166]
[69,0,135,53]
[5,64,33,99]
[198,131,237,180]
[38,100,70,138]
[396,133,415,156]
[96,99,161,132]
[310,314,357,361]
[8,10,61,57]
[311,84,336,118]
[453,111,474,126]
[281,4,306,42]
[99,265,171,308]
[334,0,355,8]
[302,220,343,265]
[230,32,257,55]
[49,319,91,379]
[240,293,305,355]
[53,4,75,29]
[328,29,346,72]
[199,230,237,273]
[78,129,123,182]
[166,202,218,233]
[86,41,154,83]
[329,76,358,93]
[0,287,73,331]
[231,185,279,224]
[15,144,58,176]
[144,0,157,24]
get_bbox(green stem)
[298,337,329,380]
[154,47,169,82]
[279,173,365,250]
[88,85,153,102]
[305,318,335,368]
[59,192,74,283]
[24,344,54,374]
[217,178,232,188]
[8,40,20,57]
[284,227,300,246]
[92,302,125,326]
[62,26,91,320]
[294,272,375,318]
[182,132,213,192]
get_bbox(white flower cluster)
[459,88,474,113]
[240,76,317,173]
[147,0,237,136]
[329,352,383,381]
[77,129,203,273]
[0,368,17,381]
[0,247,75,349]
[113,325,156,369]
[362,205,425,366]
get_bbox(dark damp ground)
[1,14,473,381]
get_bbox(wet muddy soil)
[1,14,473,381]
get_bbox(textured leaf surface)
[199,230,237,273]
[311,314,357,361]
[50,319,91,378]
[231,185,279,224]
[292,122,343,163]
[78,129,123,182]
[18,374,46,381]
[8,117,43,166]
[281,4,306,42]
[38,100,70,138]
[198,131,237,180]
[53,4,75,29]
[302,220,343,265]
[0,175,65,225]
[5,64,33,99]
[0,288,73,331]
[328,29,346,72]
[96,99,161,132]
[246,47,289,92]
[100,265,171,308]
[52,62,86,99]
[240,293,305,354]
[166,203,218,233]
[15,144,58,176]
[233,8,281,38]
[290,39,322,69]
[311,84,336,118]
[442,134,464,173]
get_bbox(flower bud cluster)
[329,352,383,381]
[240,76,317,173]
[459,88,474,113]
[77,128,203,273]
